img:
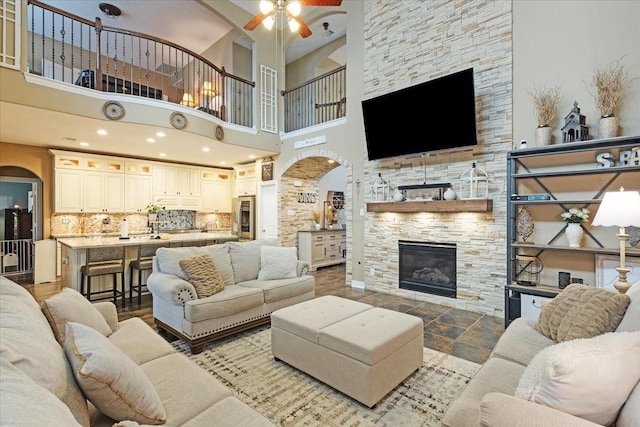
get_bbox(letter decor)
[596,147,640,167]
[298,192,317,203]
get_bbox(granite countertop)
[57,231,237,249]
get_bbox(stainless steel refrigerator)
[232,196,256,240]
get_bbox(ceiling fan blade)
[293,16,313,38]
[244,13,267,31]
[300,0,343,6]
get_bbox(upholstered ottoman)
[271,295,424,407]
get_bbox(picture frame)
[595,254,640,291]
[261,162,273,181]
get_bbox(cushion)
[0,358,83,427]
[41,287,113,345]
[226,239,278,283]
[515,331,640,426]
[155,246,204,279]
[64,322,166,425]
[534,283,630,342]
[257,246,298,280]
[616,282,640,332]
[179,254,226,298]
[203,245,236,286]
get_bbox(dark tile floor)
[18,263,505,364]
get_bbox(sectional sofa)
[0,276,275,426]
[147,239,315,353]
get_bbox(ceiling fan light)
[286,1,301,17]
[263,15,275,30]
[259,0,274,14]
[288,17,300,32]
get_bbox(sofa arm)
[480,393,602,427]
[147,272,197,305]
[296,260,310,277]
[92,301,119,332]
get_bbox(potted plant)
[145,203,165,221]
[591,59,628,138]
[529,85,561,146]
[561,207,590,247]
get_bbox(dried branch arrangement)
[312,211,321,224]
[528,85,561,127]
[592,60,627,117]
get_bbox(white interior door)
[258,181,277,240]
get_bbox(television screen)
[362,68,478,161]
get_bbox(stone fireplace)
[399,240,456,298]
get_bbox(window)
[260,65,277,134]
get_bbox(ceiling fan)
[244,0,343,38]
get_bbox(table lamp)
[592,187,640,293]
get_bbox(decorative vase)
[599,115,619,139]
[565,223,584,248]
[443,188,456,201]
[535,125,553,146]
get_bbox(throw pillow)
[257,246,298,280]
[178,254,226,298]
[534,283,630,342]
[515,331,640,426]
[64,322,166,425]
[616,282,640,332]
[41,287,113,346]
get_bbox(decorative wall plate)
[215,125,224,140]
[102,101,125,120]
[170,112,187,129]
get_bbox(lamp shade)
[180,93,195,108]
[592,189,640,227]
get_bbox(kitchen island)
[57,232,238,296]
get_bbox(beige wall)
[0,142,53,238]
[513,1,640,144]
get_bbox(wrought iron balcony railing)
[26,0,254,127]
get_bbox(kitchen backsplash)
[51,211,231,235]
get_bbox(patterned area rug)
[171,325,480,426]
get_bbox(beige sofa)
[147,239,315,353]
[441,284,640,427]
[0,276,275,426]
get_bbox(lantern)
[371,173,389,202]
[459,162,488,199]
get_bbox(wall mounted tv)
[362,68,478,161]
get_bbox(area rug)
[171,325,480,426]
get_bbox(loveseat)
[441,283,640,427]
[0,276,275,426]
[147,239,315,353]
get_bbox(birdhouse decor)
[561,101,589,143]
[459,162,488,200]
[371,173,389,202]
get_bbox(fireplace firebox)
[398,240,456,298]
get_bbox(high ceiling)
[1,0,346,167]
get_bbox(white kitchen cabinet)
[154,165,200,197]
[82,172,124,213]
[54,169,83,212]
[202,180,231,212]
[298,230,347,271]
[124,174,153,212]
[234,164,256,197]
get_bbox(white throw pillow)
[64,322,166,425]
[257,246,298,280]
[41,287,113,345]
[515,331,640,425]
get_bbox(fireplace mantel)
[366,199,493,213]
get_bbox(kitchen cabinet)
[505,135,640,326]
[54,169,83,212]
[154,165,200,196]
[298,230,347,271]
[124,174,153,212]
[83,172,124,213]
[234,164,256,197]
[201,168,232,212]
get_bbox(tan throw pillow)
[41,287,113,345]
[257,246,298,280]
[179,254,225,298]
[64,322,166,425]
[515,331,640,426]
[534,283,630,342]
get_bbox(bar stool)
[81,246,125,308]
[129,242,169,305]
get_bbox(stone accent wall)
[362,0,512,316]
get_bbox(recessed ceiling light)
[327,159,335,164]
[220,161,226,165]
[249,154,256,159]
[79,142,90,147]
[97,129,108,135]
[202,147,210,152]
[159,152,166,157]
[155,131,166,137]
[147,138,156,143]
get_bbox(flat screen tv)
[362,68,478,161]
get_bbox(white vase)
[443,188,456,200]
[599,116,619,139]
[565,223,584,248]
[535,126,553,146]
